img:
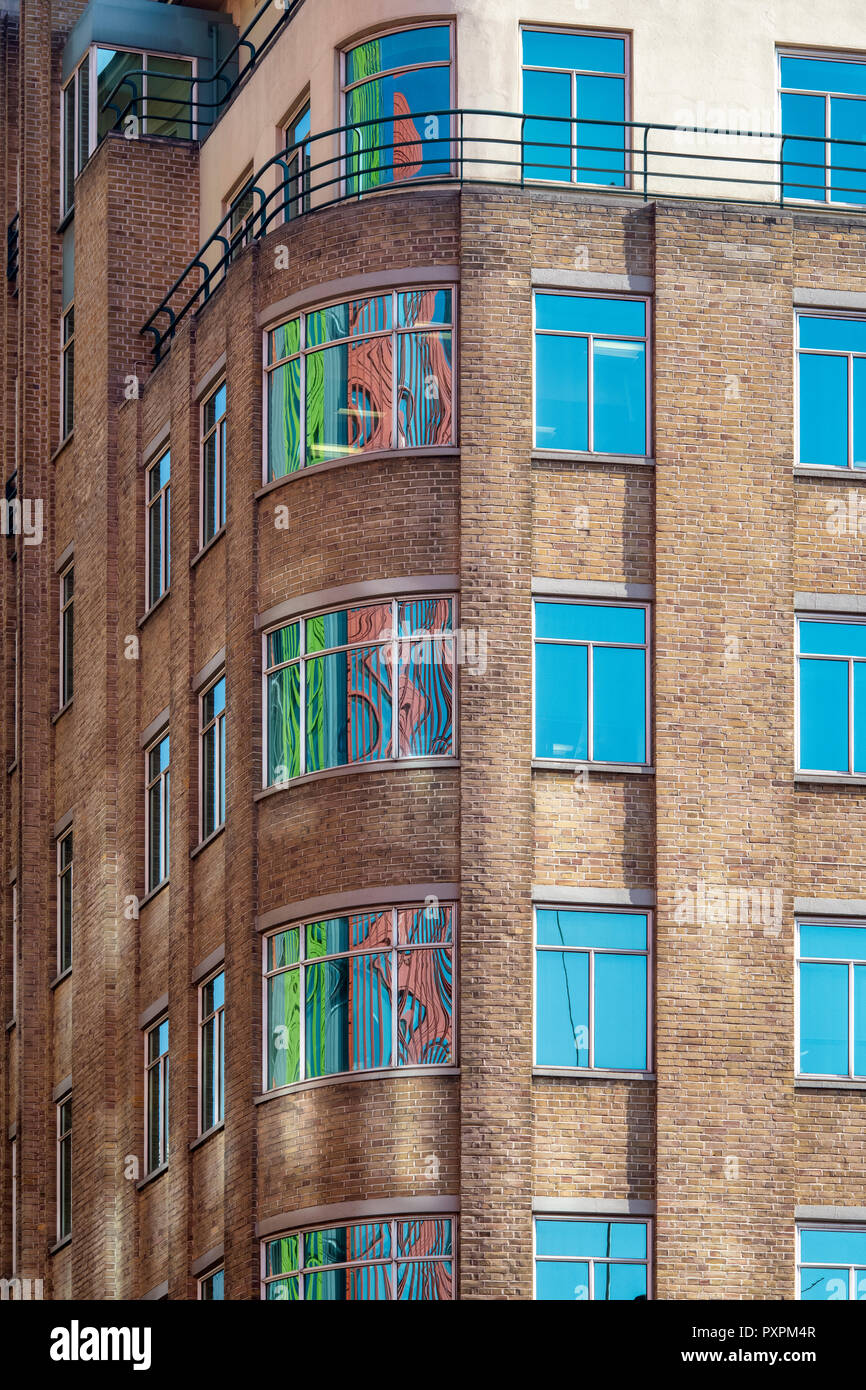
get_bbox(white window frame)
[778,46,866,209]
[795,307,866,470]
[796,916,866,1081]
[199,968,225,1135]
[795,611,866,776]
[796,1223,866,1299]
[532,596,652,767]
[533,1214,652,1300]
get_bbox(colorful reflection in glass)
[265,597,454,782]
[264,1218,453,1300]
[266,289,453,478]
[265,904,454,1088]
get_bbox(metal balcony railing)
[6,212,19,289]
[139,110,866,363]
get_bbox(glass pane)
[96,49,142,141]
[537,907,647,951]
[799,353,848,467]
[801,1227,866,1263]
[202,1270,224,1300]
[799,658,849,771]
[536,294,645,336]
[397,637,454,756]
[523,69,571,182]
[64,81,76,211]
[267,622,300,668]
[305,647,393,772]
[593,339,645,454]
[202,432,218,542]
[535,332,588,449]
[201,1016,217,1129]
[397,946,453,1064]
[782,55,866,97]
[855,965,866,1075]
[306,296,390,345]
[534,642,588,759]
[799,962,849,1074]
[398,597,452,636]
[305,957,350,1078]
[781,92,826,200]
[269,318,300,363]
[592,645,646,763]
[266,1276,300,1300]
[346,27,451,85]
[398,903,452,945]
[522,30,626,75]
[306,339,392,463]
[350,910,393,949]
[595,1263,648,1300]
[854,357,866,468]
[536,949,589,1065]
[202,725,217,836]
[398,1219,451,1257]
[575,74,625,187]
[397,1261,451,1300]
[265,1234,299,1276]
[148,494,163,601]
[800,922,866,960]
[267,665,301,782]
[855,661,866,773]
[396,330,453,447]
[800,620,866,657]
[537,1218,646,1259]
[147,782,165,886]
[268,357,302,477]
[306,916,352,958]
[800,1267,848,1299]
[145,57,193,138]
[345,63,451,194]
[831,97,866,204]
[304,1266,391,1300]
[535,601,645,644]
[306,603,392,652]
[267,970,300,1087]
[268,927,300,971]
[397,289,451,327]
[799,315,866,351]
[147,1066,162,1169]
[594,952,647,1069]
[536,1259,590,1300]
[351,952,393,1070]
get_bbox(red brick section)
[654,203,796,1299]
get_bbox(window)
[263,1217,454,1299]
[283,103,311,220]
[535,1217,649,1300]
[265,287,454,479]
[57,1094,71,1242]
[59,563,73,706]
[798,1225,866,1299]
[265,902,454,1089]
[200,970,224,1133]
[797,920,866,1079]
[797,615,866,775]
[61,307,74,439]
[226,177,255,262]
[146,732,170,891]
[61,59,90,214]
[534,293,648,455]
[145,1017,169,1174]
[200,674,226,839]
[146,448,170,608]
[10,884,17,1023]
[199,1268,224,1300]
[265,595,455,783]
[797,312,866,469]
[57,829,73,975]
[343,25,452,194]
[780,51,866,205]
[522,28,628,187]
[534,599,649,765]
[201,381,226,544]
[535,907,649,1071]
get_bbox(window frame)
[533,1214,652,1301]
[796,916,866,1081]
[145,446,171,611]
[795,307,866,470]
[795,611,866,776]
[199,671,226,842]
[61,305,75,441]
[56,827,73,976]
[778,46,866,209]
[281,97,312,223]
[262,899,457,1093]
[262,283,457,482]
[224,170,256,261]
[199,968,225,1135]
[260,1214,456,1300]
[532,289,652,457]
[262,592,458,786]
[533,903,653,1074]
[532,595,652,767]
[520,24,633,190]
[198,1266,225,1300]
[200,379,227,547]
[796,1222,866,1300]
[144,729,170,894]
[59,561,74,707]
[144,1016,169,1175]
[56,1091,72,1243]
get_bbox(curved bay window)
[343,25,452,194]
[265,595,455,783]
[264,901,454,1089]
[263,1217,454,1300]
[265,287,454,479]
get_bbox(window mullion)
[850,657,855,774]
[299,957,306,1082]
[849,353,855,468]
[587,332,594,451]
[850,960,856,1079]
[588,948,595,1068]
[587,642,594,761]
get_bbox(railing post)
[520,113,526,187]
[779,133,786,207]
[643,126,649,201]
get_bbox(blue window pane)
[537,1219,646,1259]
[522,30,625,74]
[855,662,866,773]
[351,952,393,1070]
[593,339,646,454]
[536,1260,589,1300]
[799,962,849,1074]
[781,92,825,200]
[523,69,571,182]
[799,658,849,772]
[537,949,589,1066]
[537,908,647,951]
[536,293,645,337]
[576,75,625,187]
[345,63,451,193]
[798,353,848,467]
[800,1267,848,1300]
[782,56,866,97]
[346,26,450,84]
[535,332,588,449]
[855,358,866,467]
[830,97,866,202]
[305,958,350,1078]
[535,601,645,644]
[593,645,646,763]
[800,620,866,657]
[595,1263,648,1300]
[535,642,588,759]
[801,1228,866,1264]
[799,314,866,352]
[800,922,866,960]
[594,952,647,1069]
[855,966,866,1075]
